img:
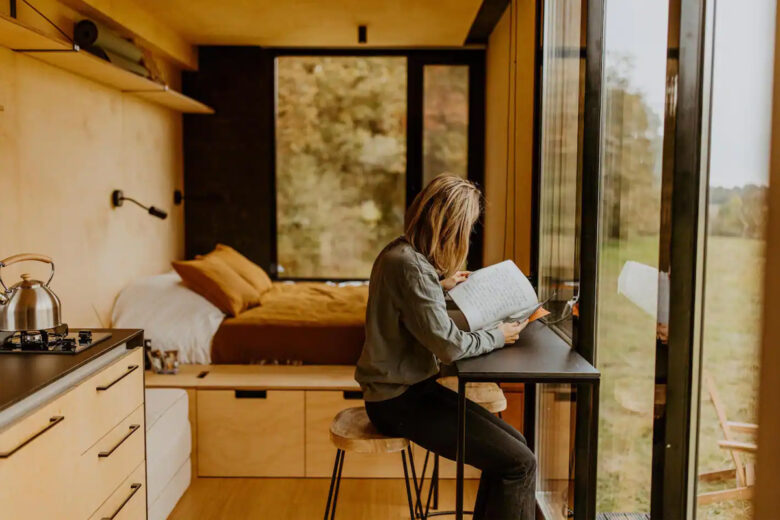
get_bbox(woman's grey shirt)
[355,237,504,402]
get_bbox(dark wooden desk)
[454,321,600,520]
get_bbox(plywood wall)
[0,47,184,327]
[483,0,536,274]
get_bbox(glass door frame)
[570,0,716,518]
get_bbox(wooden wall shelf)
[0,12,213,114]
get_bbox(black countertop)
[0,329,143,413]
[455,321,599,382]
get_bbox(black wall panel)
[182,47,277,274]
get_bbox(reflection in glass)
[423,65,469,185]
[595,0,668,514]
[694,1,774,518]
[536,0,584,340]
[275,56,407,278]
[535,0,583,517]
[536,384,575,519]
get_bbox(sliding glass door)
[693,0,774,517]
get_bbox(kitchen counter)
[0,329,143,423]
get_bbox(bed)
[212,281,367,364]
[112,273,368,365]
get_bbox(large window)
[594,0,669,514]
[694,0,774,518]
[536,0,585,341]
[275,56,407,279]
[422,65,469,185]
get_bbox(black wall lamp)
[111,190,168,220]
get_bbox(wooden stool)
[324,407,420,520]
[437,377,508,414]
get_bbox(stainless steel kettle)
[0,254,62,332]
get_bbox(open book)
[448,260,549,331]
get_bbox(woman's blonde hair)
[404,174,482,277]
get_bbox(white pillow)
[112,272,224,364]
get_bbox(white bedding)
[112,272,224,364]
[146,388,191,519]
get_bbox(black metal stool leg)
[401,450,417,520]
[432,453,439,510]
[324,449,343,520]
[330,449,345,520]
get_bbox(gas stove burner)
[0,325,111,354]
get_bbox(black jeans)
[365,377,536,520]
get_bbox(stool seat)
[329,407,409,454]
[438,377,507,413]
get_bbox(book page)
[448,260,538,331]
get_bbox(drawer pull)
[96,365,139,391]
[98,424,140,458]
[235,390,267,399]
[0,415,64,459]
[101,482,142,520]
[343,391,364,400]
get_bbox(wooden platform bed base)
[145,364,481,480]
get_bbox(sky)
[604,0,775,188]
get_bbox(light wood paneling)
[146,364,361,391]
[0,387,83,519]
[0,11,70,50]
[169,477,480,520]
[0,45,184,326]
[132,0,483,47]
[483,0,535,272]
[306,391,407,478]
[80,404,145,517]
[88,460,147,520]
[198,390,305,477]
[74,348,144,453]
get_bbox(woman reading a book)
[355,174,534,520]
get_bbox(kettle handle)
[0,254,55,291]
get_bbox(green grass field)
[595,235,763,519]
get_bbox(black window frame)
[269,48,486,281]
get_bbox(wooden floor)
[170,477,480,520]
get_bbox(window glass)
[694,1,774,517]
[535,0,583,516]
[423,65,469,185]
[595,0,668,514]
[275,56,407,278]
[537,0,584,340]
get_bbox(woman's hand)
[499,320,529,345]
[441,271,471,291]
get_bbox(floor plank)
[169,477,480,520]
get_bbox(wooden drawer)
[0,389,82,519]
[88,460,147,520]
[81,405,146,518]
[198,389,304,477]
[305,390,409,478]
[75,348,144,453]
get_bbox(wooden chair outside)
[697,371,758,505]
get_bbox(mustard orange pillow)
[172,256,260,316]
[204,244,273,297]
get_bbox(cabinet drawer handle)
[101,482,142,520]
[235,390,267,399]
[343,391,363,400]
[96,365,139,391]
[0,415,64,459]
[98,424,140,458]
